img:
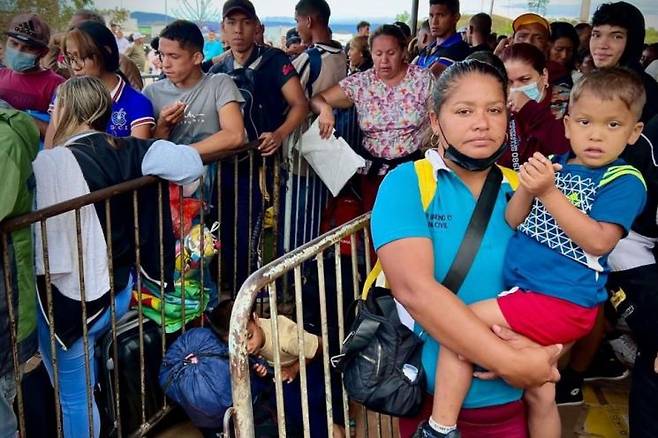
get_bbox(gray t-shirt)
[143,73,244,145]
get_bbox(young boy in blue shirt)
[419,68,648,438]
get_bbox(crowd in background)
[1,0,658,437]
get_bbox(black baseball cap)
[222,0,257,19]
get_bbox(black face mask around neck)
[438,124,507,172]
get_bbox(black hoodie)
[592,1,658,122]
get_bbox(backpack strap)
[414,158,437,211]
[300,47,322,97]
[498,165,519,190]
[361,158,437,300]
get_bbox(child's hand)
[519,152,559,197]
[252,362,268,378]
[281,361,301,383]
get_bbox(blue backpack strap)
[304,47,322,96]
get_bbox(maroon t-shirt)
[0,68,65,113]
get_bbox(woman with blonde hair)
[35,75,203,438]
[45,20,154,147]
[347,35,372,74]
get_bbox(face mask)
[439,124,507,172]
[4,46,38,72]
[510,82,542,102]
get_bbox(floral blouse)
[339,64,433,175]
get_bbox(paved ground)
[155,380,631,438]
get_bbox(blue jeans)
[38,280,133,438]
[0,372,18,438]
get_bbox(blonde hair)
[52,76,112,146]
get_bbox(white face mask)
[510,82,543,102]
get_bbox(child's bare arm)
[505,185,535,228]
[521,153,623,256]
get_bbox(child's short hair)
[207,299,234,341]
[570,67,646,121]
[207,299,259,341]
[159,20,204,54]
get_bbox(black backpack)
[220,48,278,142]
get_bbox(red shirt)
[0,68,65,113]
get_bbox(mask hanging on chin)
[510,81,543,102]
[4,46,39,72]
[438,124,507,172]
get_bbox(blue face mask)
[510,82,543,102]
[4,46,39,72]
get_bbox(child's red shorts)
[497,287,598,346]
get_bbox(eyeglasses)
[64,53,89,68]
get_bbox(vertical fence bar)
[177,185,187,333]
[132,191,147,426]
[157,183,168,412]
[272,154,281,260]
[294,149,303,250]
[39,220,64,438]
[315,253,334,437]
[302,165,311,245]
[104,199,123,437]
[73,209,95,438]
[198,175,206,319]
[217,162,223,295]
[248,151,254,275]
[1,232,26,438]
[350,233,369,436]
[293,265,311,438]
[233,156,239,297]
[267,281,287,438]
[334,243,351,437]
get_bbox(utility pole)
[411,0,420,36]
[489,0,495,16]
[579,0,591,22]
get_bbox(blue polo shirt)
[50,75,154,138]
[505,153,647,308]
[416,33,470,70]
[371,151,522,409]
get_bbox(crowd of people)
[1,0,658,437]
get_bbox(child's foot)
[412,421,461,438]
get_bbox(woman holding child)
[372,59,647,438]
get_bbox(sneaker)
[583,342,630,382]
[412,421,461,438]
[555,378,584,406]
[608,334,638,368]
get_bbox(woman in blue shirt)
[371,59,561,437]
[45,20,155,146]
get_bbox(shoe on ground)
[583,342,630,382]
[608,334,638,368]
[412,421,461,438]
[555,377,584,406]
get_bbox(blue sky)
[96,0,657,28]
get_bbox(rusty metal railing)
[0,130,331,437]
[229,213,398,438]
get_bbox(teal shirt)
[203,40,224,62]
[371,152,522,408]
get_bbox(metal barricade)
[228,213,398,438]
[0,134,330,437]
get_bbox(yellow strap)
[361,260,383,300]
[363,159,436,300]
[498,165,519,190]
[414,159,437,210]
